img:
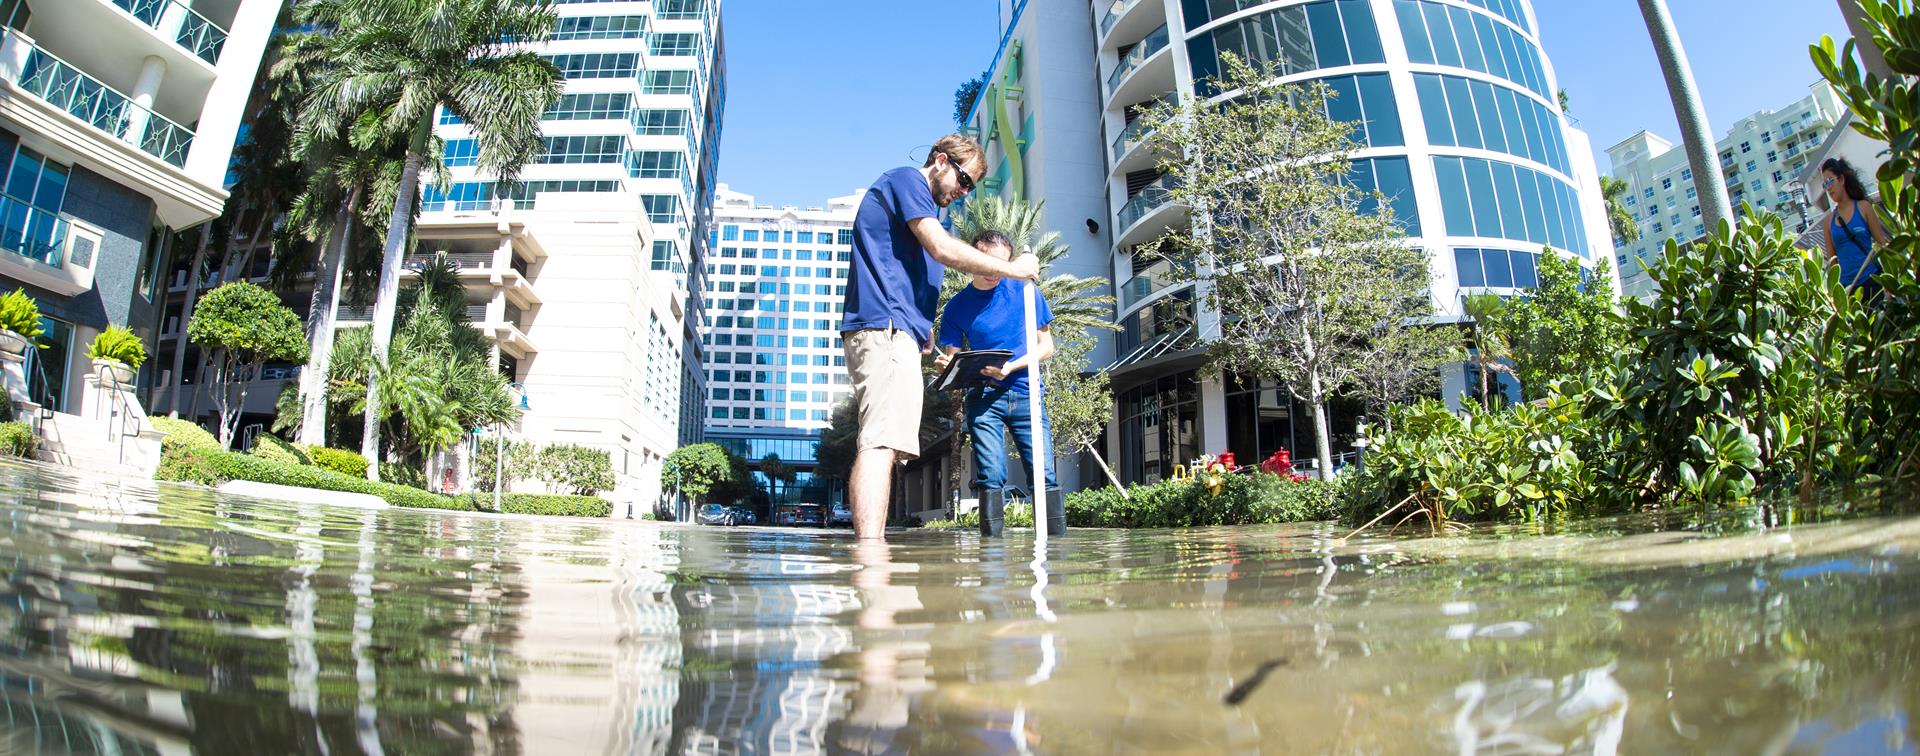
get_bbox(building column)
[186,0,279,182]
[1199,375,1227,456]
[123,55,167,146]
[156,0,191,42]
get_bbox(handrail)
[25,349,54,436]
[1106,24,1169,95]
[93,361,139,465]
[107,0,229,64]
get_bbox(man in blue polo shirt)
[933,230,1062,538]
[841,133,1038,541]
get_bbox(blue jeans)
[967,385,1058,494]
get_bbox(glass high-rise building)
[961,0,1616,487]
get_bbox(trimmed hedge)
[0,420,36,458]
[249,434,311,466]
[1064,474,1340,529]
[151,417,221,452]
[473,493,612,518]
[305,446,369,478]
[157,444,470,511]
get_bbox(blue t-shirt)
[841,167,943,344]
[937,278,1054,392]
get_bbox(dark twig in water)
[1341,493,1418,540]
[1222,657,1289,705]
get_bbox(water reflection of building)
[666,580,861,752]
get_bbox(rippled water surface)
[2,461,1918,754]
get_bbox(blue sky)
[716,0,1852,208]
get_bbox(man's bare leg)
[849,447,897,540]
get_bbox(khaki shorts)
[844,328,925,459]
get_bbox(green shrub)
[0,421,37,458]
[476,493,611,518]
[150,417,222,452]
[933,500,1035,530]
[1066,474,1338,529]
[305,446,369,478]
[0,289,43,342]
[1341,396,1600,525]
[383,462,427,491]
[539,443,615,495]
[156,444,471,511]
[87,325,147,369]
[248,434,311,466]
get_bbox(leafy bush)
[931,500,1035,530]
[383,462,427,491]
[0,289,43,342]
[0,421,37,457]
[150,416,222,452]
[157,444,468,510]
[474,493,611,518]
[87,325,147,369]
[471,436,537,492]
[1064,474,1338,529]
[1341,396,1600,525]
[538,443,614,495]
[248,434,311,466]
[305,446,369,478]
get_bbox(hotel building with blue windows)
[964,0,1616,488]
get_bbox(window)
[1746,161,1757,172]
[1762,130,1772,142]
[796,231,814,243]
[538,135,624,165]
[837,229,854,245]
[1412,73,1567,173]
[1685,187,1696,199]
[1348,157,1421,234]
[627,150,684,178]
[1186,0,1385,95]
[641,194,681,224]
[630,109,690,135]
[1394,0,1547,97]
[545,92,630,121]
[1740,141,1751,153]
[1680,168,1691,181]
[552,15,646,41]
[1453,247,1542,289]
[1661,177,1672,190]
[1766,151,1777,163]
[1324,73,1404,147]
[1643,187,1655,199]
[543,52,639,79]
[650,33,702,58]
[1,146,70,265]
[643,70,696,95]
[1431,156,1591,256]
[442,139,479,167]
[656,0,704,20]
[743,229,760,241]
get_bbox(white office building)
[959,0,1616,486]
[413,0,727,515]
[1606,82,1846,297]
[699,183,858,520]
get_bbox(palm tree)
[1637,0,1732,230]
[1600,176,1641,245]
[294,0,564,480]
[1463,293,1516,411]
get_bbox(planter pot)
[92,358,135,387]
[0,329,28,357]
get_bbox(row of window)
[709,348,840,365]
[716,247,852,261]
[539,54,700,95]
[1187,0,1383,96]
[711,406,831,422]
[627,149,682,178]
[651,32,703,58]
[1180,0,1530,36]
[420,180,622,212]
[707,293,846,312]
[708,281,845,298]
[713,388,841,404]
[1453,246,1543,289]
[710,370,851,386]
[1396,0,1551,99]
[719,226,855,245]
[1433,155,1591,256]
[1414,73,1570,176]
[702,324,844,347]
[552,14,646,40]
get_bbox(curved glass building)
[968,0,1616,486]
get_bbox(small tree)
[539,443,615,496]
[953,74,985,126]
[1463,293,1517,411]
[1349,321,1460,431]
[1138,53,1443,474]
[188,282,308,450]
[663,443,731,509]
[1486,253,1627,399]
[759,453,794,503]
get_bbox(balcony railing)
[109,0,228,64]
[1118,260,1184,310]
[1111,117,1153,163]
[406,251,496,271]
[0,193,68,267]
[1098,0,1139,38]
[1117,177,1177,232]
[1106,24,1169,95]
[11,40,194,167]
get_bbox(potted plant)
[0,290,44,357]
[87,325,146,386]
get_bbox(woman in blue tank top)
[1820,157,1890,293]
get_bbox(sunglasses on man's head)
[944,152,975,191]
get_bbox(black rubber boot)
[1043,488,1067,537]
[979,489,1006,538]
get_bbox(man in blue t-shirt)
[840,133,1039,541]
[933,230,1063,538]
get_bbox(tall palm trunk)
[361,126,428,482]
[299,196,356,446]
[1637,0,1732,230]
[166,225,211,417]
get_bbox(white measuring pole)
[1023,271,1048,545]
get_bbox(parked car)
[726,506,758,526]
[827,503,852,527]
[697,504,739,526]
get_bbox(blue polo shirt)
[841,167,943,344]
[938,278,1054,392]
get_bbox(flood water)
[2,460,1917,754]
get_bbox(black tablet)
[929,349,1014,392]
